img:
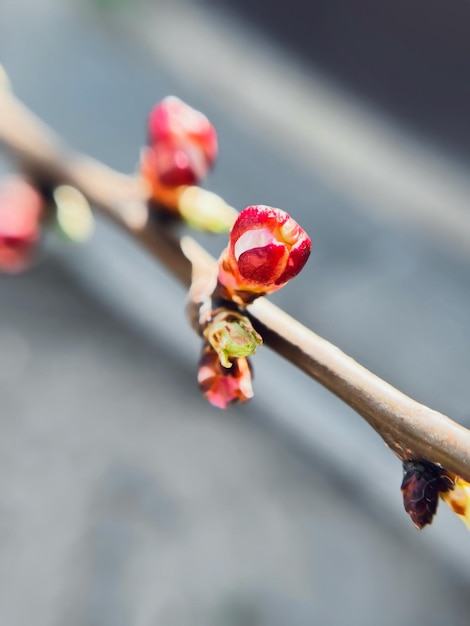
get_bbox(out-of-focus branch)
[1,87,470,481]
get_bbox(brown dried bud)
[401,460,454,529]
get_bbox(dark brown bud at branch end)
[401,460,454,529]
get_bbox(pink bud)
[197,343,253,409]
[146,96,218,187]
[0,178,43,273]
[218,205,311,298]
[148,96,217,164]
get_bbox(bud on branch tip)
[148,96,217,168]
[141,97,237,232]
[144,96,217,188]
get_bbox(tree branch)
[1,87,470,481]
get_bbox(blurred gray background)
[1,0,470,624]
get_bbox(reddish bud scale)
[140,147,182,211]
[217,205,311,301]
[149,141,208,187]
[401,460,454,529]
[0,178,44,273]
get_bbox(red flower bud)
[401,460,453,529]
[148,96,217,164]
[218,205,311,298]
[197,343,253,409]
[146,96,217,187]
[0,178,44,273]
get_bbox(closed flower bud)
[197,342,254,409]
[218,205,311,300]
[401,460,453,529]
[147,96,217,167]
[145,96,217,188]
[0,177,44,273]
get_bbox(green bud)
[178,187,238,233]
[53,185,94,243]
[204,312,262,368]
